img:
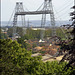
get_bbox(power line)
[62,0,73,6]
[36,2,44,11]
[55,9,70,19]
[56,1,73,14]
[53,3,72,20]
[23,5,29,11]
[53,0,73,12]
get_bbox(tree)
[0,39,31,75]
[60,3,75,73]
[7,27,24,37]
[32,43,37,48]
[17,38,32,49]
[0,28,8,39]
[0,39,75,75]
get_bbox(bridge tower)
[41,0,56,40]
[13,2,25,39]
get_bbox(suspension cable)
[6,7,15,27]
[36,2,44,11]
[56,2,73,14]
[53,0,73,13]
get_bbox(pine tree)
[60,1,75,70]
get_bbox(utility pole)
[27,19,31,28]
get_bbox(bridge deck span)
[15,10,53,15]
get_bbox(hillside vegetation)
[0,39,75,75]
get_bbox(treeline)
[0,39,75,75]
[6,27,66,39]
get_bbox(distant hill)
[1,20,72,27]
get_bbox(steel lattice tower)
[41,0,56,40]
[13,2,25,39]
[12,0,56,40]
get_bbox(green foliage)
[27,60,75,75]
[7,27,67,40]
[26,28,66,40]
[0,33,8,39]
[26,28,41,39]
[45,29,52,37]
[0,39,75,75]
[32,43,37,48]
[56,28,66,39]
[7,27,13,37]
[40,43,45,47]
[0,39,31,75]
[0,28,8,39]
[40,51,46,54]
[17,38,32,49]
[7,27,24,37]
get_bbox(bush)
[0,39,75,75]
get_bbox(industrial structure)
[13,0,56,40]
[13,2,25,39]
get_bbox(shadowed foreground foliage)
[0,39,75,75]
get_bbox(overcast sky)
[1,0,74,21]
